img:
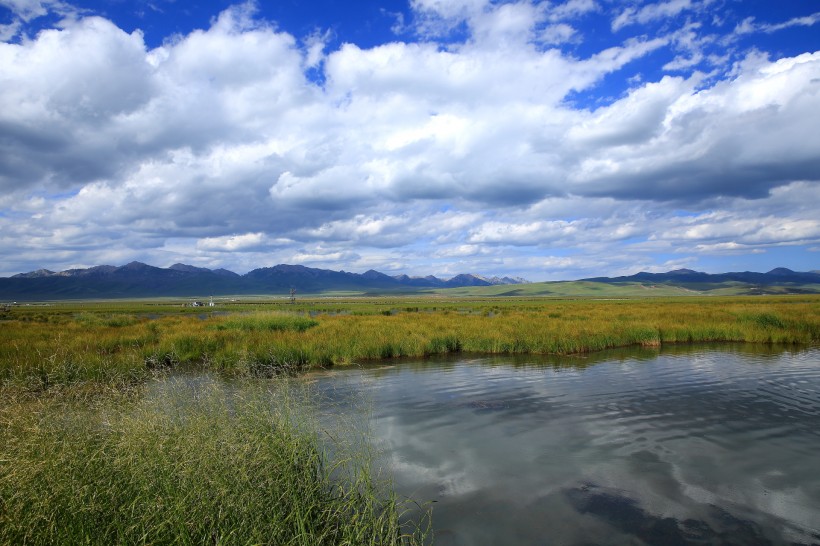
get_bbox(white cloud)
[735,12,820,35]
[548,0,598,22]
[0,2,818,279]
[0,19,21,40]
[567,52,820,200]
[764,12,820,33]
[540,23,576,44]
[433,244,490,258]
[288,246,361,266]
[197,232,272,252]
[612,0,699,32]
[688,242,764,255]
[0,0,50,21]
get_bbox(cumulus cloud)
[0,1,818,279]
[567,53,820,201]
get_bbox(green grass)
[75,312,141,328]
[0,378,427,545]
[213,312,319,333]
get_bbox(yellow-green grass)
[2,296,819,392]
[0,378,426,545]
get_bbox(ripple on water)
[309,346,820,545]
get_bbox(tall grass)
[0,378,427,545]
[2,297,819,390]
[213,312,319,333]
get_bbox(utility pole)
[289,287,296,305]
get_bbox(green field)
[2,295,819,544]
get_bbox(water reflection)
[563,482,793,546]
[310,345,820,545]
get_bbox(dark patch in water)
[458,399,510,411]
[564,483,813,546]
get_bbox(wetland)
[1,296,819,544]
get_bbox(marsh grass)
[213,312,319,333]
[0,377,427,545]
[75,312,140,328]
[2,296,819,391]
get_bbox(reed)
[0,378,427,545]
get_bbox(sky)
[1,0,819,281]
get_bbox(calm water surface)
[309,345,820,546]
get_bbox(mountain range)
[581,268,820,288]
[0,262,529,300]
[1,263,818,301]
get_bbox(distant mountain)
[169,263,240,277]
[444,274,492,287]
[4,262,815,301]
[0,263,529,300]
[582,268,820,288]
[479,275,530,285]
[168,263,212,274]
[3,262,249,300]
[427,267,820,297]
[12,269,56,278]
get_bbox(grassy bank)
[0,378,426,545]
[2,296,818,389]
[1,299,442,545]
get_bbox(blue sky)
[1,0,819,280]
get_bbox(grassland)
[1,295,818,544]
[2,295,818,390]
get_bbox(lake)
[308,345,820,545]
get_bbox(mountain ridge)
[3,263,818,300]
[2,262,529,300]
[582,268,820,285]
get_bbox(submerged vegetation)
[1,295,818,544]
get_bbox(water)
[308,345,820,545]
